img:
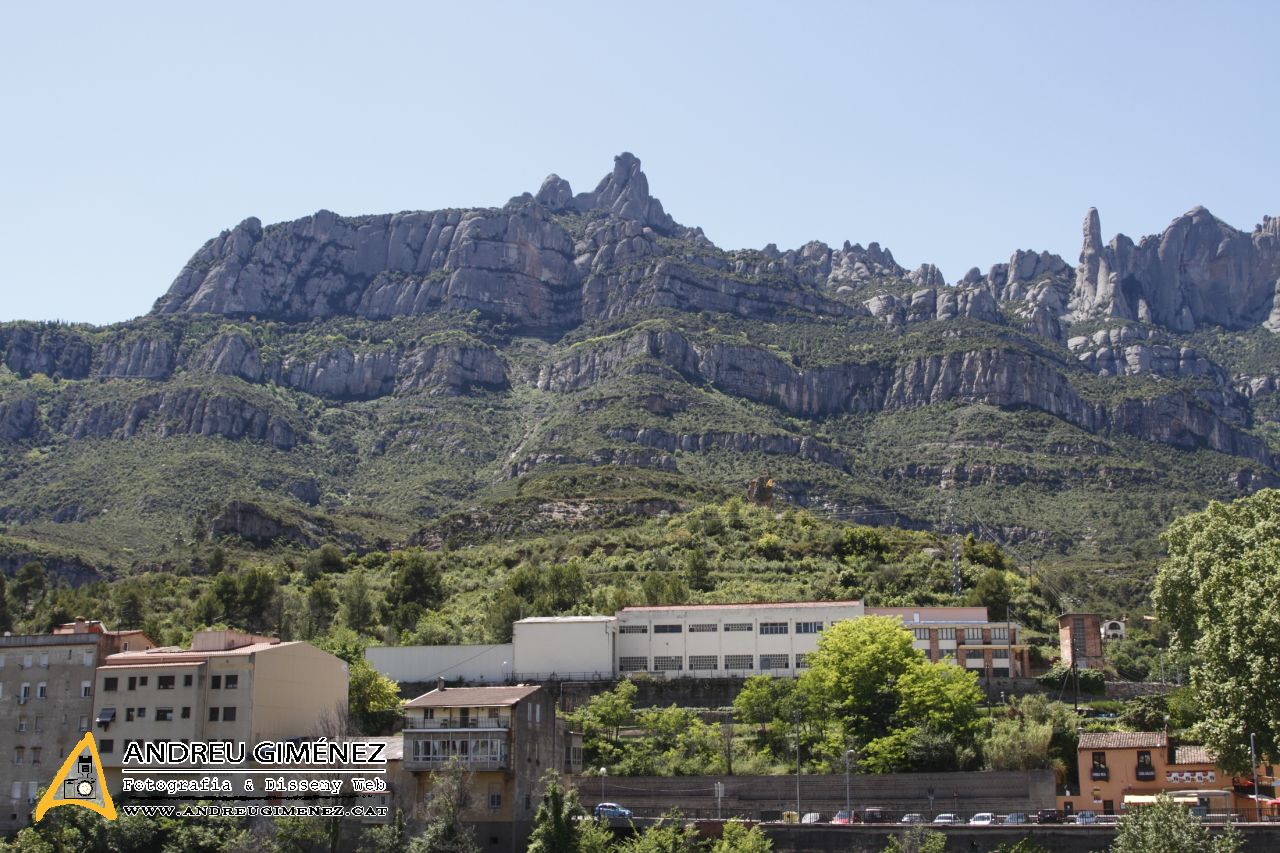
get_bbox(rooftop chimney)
[437,676,446,693]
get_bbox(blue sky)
[2,1,1276,324]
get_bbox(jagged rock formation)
[1,152,1278,565]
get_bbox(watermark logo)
[35,731,117,822]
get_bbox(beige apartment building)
[92,629,348,794]
[402,683,580,851]
[0,619,155,834]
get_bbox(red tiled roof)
[1078,732,1166,750]
[1174,745,1215,765]
[405,685,540,709]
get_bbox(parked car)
[830,810,859,824]
[969,813,996,825]
[862,807,888,823]
[1001,812,1028,825]
[593,802,633,819]
[900,813,925,824]
[933,813,961,825]
[800,812,822,824]
[1095,814,1121,825]
[1035,808,1061,824]
[1075,810,1098,825]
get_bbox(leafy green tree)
[305,576,339,638]
[617,811,700,853]
[410,759,481,853]
[982,716,1054,770]
[883,825,946,853]
[114,584,145,628]
[304,543,348,579]
[383,549,445,634]
[1118,694,1170,732]
[317,628,402,733]
[1152,489,1280,771]
[528,770,593,853]
[11,560,46,608]
[0,572,11,634]
[969,568,1014,617]
[341,569,375,634]
[1110,794,1242,853]
[570,680,637,768]
[359,810,408,853]
[684,546,713,592]
[710,821,772,853]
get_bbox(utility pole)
[794,708,802,820]
[1072,656,1079,714]
[1252,733,1260,823]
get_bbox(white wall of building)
[512,617,615,679]
[614,602,866,677]
[365,644,513,684]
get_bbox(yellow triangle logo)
[34,731,117,822]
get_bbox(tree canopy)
[1152,489,1280,771]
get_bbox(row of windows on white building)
[618,648,1014,673]
[0,681,92,701]
[0,651,96,669]
[619,623,1010,641]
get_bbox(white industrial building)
[366,600,1029,684]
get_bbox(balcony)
[403,716,511,732]
[1136,766,1156,782]
[1091,767,1110,781]
[404,733,510,772]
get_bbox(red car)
[830,810,861,824]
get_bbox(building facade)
[402,684,577,850]
[1058,612,1104,670]
[0,619,154,834]
[92,629,348,794]
[368,602,1030,684]
[1067,732,1228,816]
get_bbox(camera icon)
[62,755,96,800]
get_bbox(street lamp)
[844,749,858,818]
[793,708,802,820]
[599,767,607,805]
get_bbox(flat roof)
[405,685,540,709]
[618,601,862,613]
[101,640,296,666]
[515,616,616,624]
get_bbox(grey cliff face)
[1068,207,1280,331]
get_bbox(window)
[1092,752,1107,769]
[759,622,788,635]
[938,628,956,640]
[618,657,648,672]
[158,675,175,690]
[104,677,118,692]
[0,654,4,669]
[183,674,193,687]
[100,740,114,754]
[222,707,236,722]
[136,707,146,718]
[36,682,46,699]
[208,707,220,722]
[489,792,502,809]
[22,654,33,668]
[138,676,148,687]
[965,627,983,641]
[1137,751,1152,767]
[31,748,41,765]
[39,654,49,668]
[224,674,238,689]
[10,781,19,800]
[78,715,88,732]
[211,675,222,689]
[912,628,930,640]
[653,656,683,671]
[653,624,682,634]
[795,621,823,634]
[19,683,30,701]
[156,708,173,722]
[689,623,718,633]
[81,681,91,698]
[991,627,1009,641]
[16,717,27,732]
[181,707,191,719]
[127,676,137,691]
[965,650,985,662]
[723,623,753,632]
[795,653,809,668]
[759,654,790,670]
[724,655,754,670]
[992,649,1009,659]
[688,655,718,670]
[83,651,93,667]
[618,625,648,634]
[14,748,24,765]
[126,708,135,722]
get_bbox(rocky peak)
[535,174,574,211]
[572,152,679,235]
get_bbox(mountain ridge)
[1,153,1278,578]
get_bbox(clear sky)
[2,1,1276,325]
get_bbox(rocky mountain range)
[2,153,1278,578]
